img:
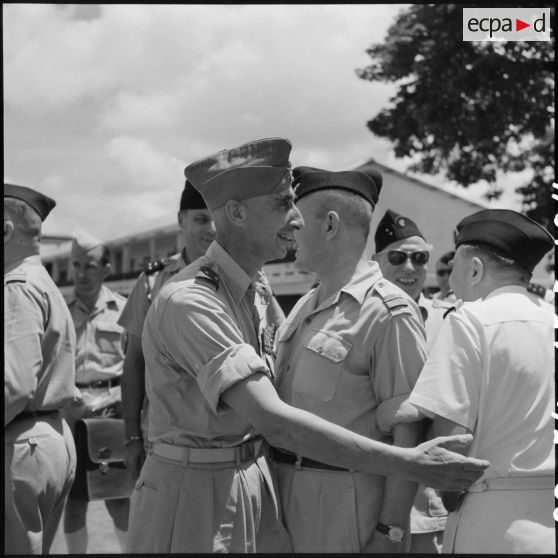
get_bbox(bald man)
[62,230,129,553]
[4,184,77,554]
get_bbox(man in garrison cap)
[126,138,489,554]
[118,180,215,481]
[372,209,454,553]
[406,209,555,554]
[271,169,427,553]
[4,184,77,554]
[61,229,130,553]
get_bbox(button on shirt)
[118,251,189,338]
[68,285,127,384]
[143,241,285,448]
[409,286,554,477]
[4,255,77,425]
[275,260,427,438]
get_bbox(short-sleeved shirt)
[143,241,285,448]
[418,294,452,354]
[409,286,554,478]
[4,255,77,425]
[275,260,427,439]
[67,285,127,384]
[118,251,189,338]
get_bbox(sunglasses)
[436,269,452,277]
[382,250,430,266]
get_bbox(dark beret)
[455,209,554,273]
[4,183,56,221]
[375,209,425,253]
[292,166,382,208]
[180,180,207,211]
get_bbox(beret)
[455,209,554,273]
[184,138,293,210]
[71,229,106,259]
[180,180,207,211]
[292,166,382,208]
[4,183,56,221]
[375,209,425,253]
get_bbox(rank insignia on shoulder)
[527,282,547,299]
[195,265,219,291]
[145,258,168,275]
[443,299,464,319]
[374,280,412,316]
[4,271,27,285]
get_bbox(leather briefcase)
[71,418,135,501]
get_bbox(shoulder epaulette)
[145,258,169,276]
[527,282,547,299]
[194,264,219,291]
[374,280,413,316]
[431,298,453,310]
[4,270,27,285]
[443,299,464,319]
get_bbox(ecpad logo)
[463,8,550,42]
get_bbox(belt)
[467,475,554,493]
[15,409,60,421]
[269,446,350,472]
[151,437,264,465]
[76,377,121,389]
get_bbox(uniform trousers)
[444,485,555,554]
[5,413,76,554]
[274,462,408,553]
[127,449,291,553]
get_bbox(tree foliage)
[356,4,554,229]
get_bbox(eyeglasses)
[436,269,452,277]
[382,250,430,266]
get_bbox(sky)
[4,3,526,239]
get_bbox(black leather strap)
[269,447,349,472]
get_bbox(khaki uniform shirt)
[4,255,77,425]
[118,251,189,337]
[143,241,285,447]
[68,285,127,384]
[275,260,426,436]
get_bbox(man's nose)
[289,205,304,230]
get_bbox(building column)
[52,259,60,282]
[122,244,131,274]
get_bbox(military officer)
[118,181,215,479]
[4,184,77,554]
[126,138,489,553]
[372,210,452,553]
[272,168,427,553]
[62,230,129,553]
[408,209,555,553]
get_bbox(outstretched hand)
[407,434,489,490]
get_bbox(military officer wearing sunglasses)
[372,209,452,554]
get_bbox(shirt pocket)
[94,321,124,357]
[292,329,351,402]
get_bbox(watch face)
[388,527,405,543]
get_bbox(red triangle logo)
[516,18,530,31]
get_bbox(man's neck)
[75,288,102,312]
[4,246,39,270]
[316,251,365,306]
[216,236,265,280]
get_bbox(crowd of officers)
[4,136,555,555]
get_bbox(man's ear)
[4,219,15,244]
[102,262,112,280]
[470,256,485,286]
[324,211,340,239]
[223,200,246,227]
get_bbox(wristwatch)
[375,522,406,543]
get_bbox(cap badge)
[397,218,406,227]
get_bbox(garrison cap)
[292,166,382,208]
[71,229,106,259]
[455,209,554,273]
[184,138,293,210]
[4,183,56,221]
[179,180,207,211]
[375,209,425,253]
